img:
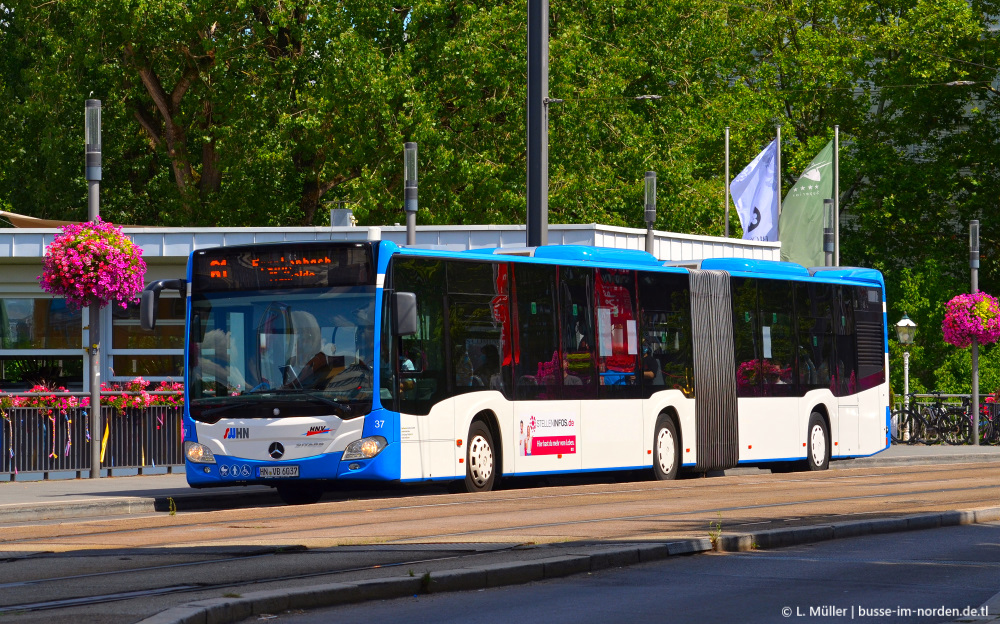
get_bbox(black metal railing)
[891,393,1000,445]
[0,392,184,479]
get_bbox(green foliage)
[1,0,999,394]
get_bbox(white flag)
[730,139,778,242]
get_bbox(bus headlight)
[342,436,387,460]
[185,441,216,464]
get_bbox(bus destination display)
[193,244,373,291]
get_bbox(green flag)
[778,141,834,266]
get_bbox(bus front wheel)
[653,416,680,481]
[463,421,497,493]
[806,413,830,471]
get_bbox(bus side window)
[794,282,835,392]
[834,286,858,396]
[445,261,509,398]
[637,271,693,398]
[731,278,760,397]
[513,264,560,400]
[560,266,597,399]
[757,279,796,397]
[595,268,639,399]
[393,257,447,415]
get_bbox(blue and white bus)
[141,240,889,504]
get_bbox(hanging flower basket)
[942,292,1000,348]
[38,218,146,310]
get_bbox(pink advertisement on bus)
[519,415,577,456]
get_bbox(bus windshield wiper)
[299,392,353,416]
[243,389,353,416]
[199,401,244,419]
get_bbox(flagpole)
[775,126,782,224]
[834,125,840,266]
[725,126,730,238]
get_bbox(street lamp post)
[404,142,418,246]
[895,314,917,409]
[644,171,656,255]
[85,99,102,478]
[823,199,834,267]
[971,220,980,445]
[895,314,917,444]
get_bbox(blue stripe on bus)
[738,457,806,464]
[399,465,652,481]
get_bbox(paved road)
[257,522,1000,624]
[1,461,1000,623]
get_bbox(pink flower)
[942,292,1000,348]
[37,218,146,310]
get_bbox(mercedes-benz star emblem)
[268,442,285,459]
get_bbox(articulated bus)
[140,240,889,504]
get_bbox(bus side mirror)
[392,291,418,336]
[140,279,187,331]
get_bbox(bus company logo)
[224,427,250,439]
[304,426,331,436]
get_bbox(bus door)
[512,264,582,475]
[581,268,643,470]
[833,286,860,455]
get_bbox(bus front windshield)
[188,287,376,419]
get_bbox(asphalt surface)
[253,522,1000,624]
[1,445,999,624]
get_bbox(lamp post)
[971,220,980,445]
[644,171,656,255]
[895,314,917,411]
[85,99,102,478]
[823,199,834,267]
[403,142,418,246]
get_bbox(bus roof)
[382,242,884,288]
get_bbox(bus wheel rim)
[657,427,675,474]
[469,434,493,485]
[810,425,826,465]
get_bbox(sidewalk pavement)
[3,445,1000,524]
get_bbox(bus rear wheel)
[463,421,497,493]
[806,413,830,471]
[276,483,324,505]
[653,416,680,481]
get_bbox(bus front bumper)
[185,442,401,487]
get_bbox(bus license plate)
[258,466,299,478]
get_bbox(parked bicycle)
[892,395,940,445]
[926,393,972,445]
[980,398,1000,445]
[892,393,972,445]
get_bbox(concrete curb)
[713,506,1000,552]
[0,490,281,523]
[136,507,1000,624]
